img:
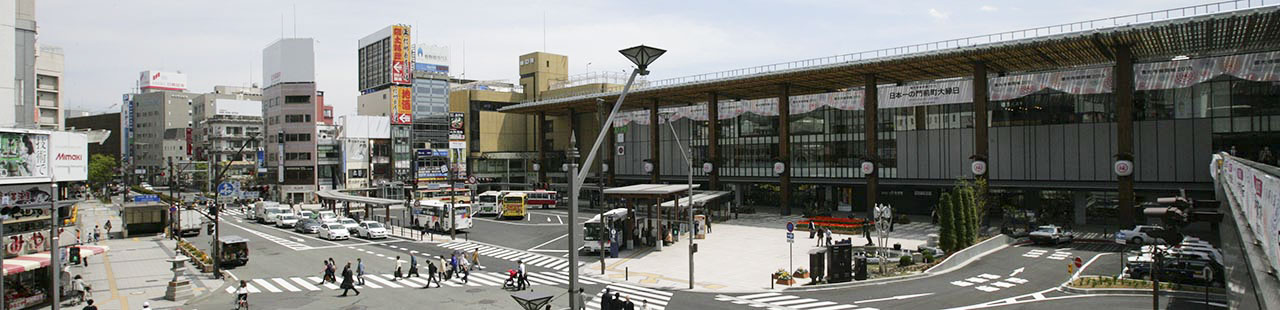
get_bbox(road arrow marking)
[292,237,305,242]
[854,292,934,304]
[1009,267,1025,277]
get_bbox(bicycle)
[235,296,248,310]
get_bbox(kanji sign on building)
[390,25,412,85]
[391,86,413,125]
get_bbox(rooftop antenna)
[280,13,284,39]
[542,11,547,51]
[292,3,297,37]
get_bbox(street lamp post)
[566,45,665,310]
[658,111,696,289]
[211,135,258,279]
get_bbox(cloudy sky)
[40,0,1212,115]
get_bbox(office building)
[262,38,328,203]
[356,25,414,185]
[128,70,197,185]
[33,44,63,129]
[192,85,263,189]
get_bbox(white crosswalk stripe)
[437,241,585,272]
[714,292,873,310]
[223,270,636,296]
[950,273,1028,293]
[589,283,673,310]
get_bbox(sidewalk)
[579,212,934,293]
[34,199,221,310]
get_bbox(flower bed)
[177,240,214,272]
[798,217,874,233]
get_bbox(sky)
[39,0,1215,116]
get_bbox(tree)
[954,190,973,248]
[937,192,955,252]
[88,154,117,189]
[961,186,979,243]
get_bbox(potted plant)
[793,268,809,279]
[774,269,795,285]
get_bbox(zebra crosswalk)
[587,281,674,310]
[437,242,582,272]
[715,292,876,310]
[224,270,612,294]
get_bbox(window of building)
[285,152,311,161]
[285,114,312,123]
[285,96,310,104]
[284,133,311,142]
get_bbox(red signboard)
[185,128,193,155]
[391,25,411,85]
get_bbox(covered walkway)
[315,189,407,224]
[602,184,699,251]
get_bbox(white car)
[297,210,315,220]
[1115,225,1167,245]
[318,223,350,240]
[338,218,360,234]
[356,221,388,239]
[275,214,300,228]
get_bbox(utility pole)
[597,99,607,275]
[567,134,581,310]
[211,135,257,279]
[49,182,61,310]
[449,149,457,240]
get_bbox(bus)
[525,190,558,209]
[501,192,528,220]
[414,199,473,232]
[583,208,629,254]
[475,191,503,216]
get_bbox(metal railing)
[523,0,1275,103]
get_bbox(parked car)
[1127,257,1222,286]
[338,218,360,234]
[295,219,323,234]
[319,223,350,240]
[356,221,388,239]
[297,210,314,220]
[1029,225,1075,245]
[275,214,300,228]
[1115,225,1168,245]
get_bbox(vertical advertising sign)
[391,86,413,125]
[122,94,134,160]
[0,131,51,184]
[448,112,465,140]
[391,25,412,85]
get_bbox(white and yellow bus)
[414,199,473,232]
[501,192,528,220]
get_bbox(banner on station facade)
[611,50,1280,127]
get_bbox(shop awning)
[602,184,701,197]
[1,245,109,276]
[2,253,51,276]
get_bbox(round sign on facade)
[702,162,713,173]
[602,163,610,172]
[562,163,569,172]
[773,162,786,175]
[616,145,625,156]
[1114,160,1134,177]
[532,163,540,172]
[971,160,987,176]
[643,162,654,174]
[860,161,875,175]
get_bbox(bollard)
[771,275,775,290]
[625,267,629,281]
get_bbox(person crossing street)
[392,256,404,280]
[356,258,366,285]
[408,255,419,277]
[422,260,441,288]
[339,262,360,296]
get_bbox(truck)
[582,208,629,254]
[1028,225,1074,245]
[253,201,288,224]
[1115,225,1168,245]
[175,209,205,237]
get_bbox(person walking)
[408,255,420,278]
[103,220,112,240]
[318,260,334,285]
[471,248,481,270]
[339,262,360,296]
[824,227,834,246]
[356,258,366,285]
[81,299,98,310]
[392,256,404,281]
[624,296,636,310]
[576,288,588,310]
[601,288,614,310]
[1261,146,1275,163]
[517,259,529,290]
[458,255,470,283]
[71,275,87,305]
[92,225,100,244]
[449,253,459,278]
[437,256,448,280]
[422,260,441,288]
[809,221,817,239]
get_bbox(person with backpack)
[422,260,441,288]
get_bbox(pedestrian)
[601,288,614,310]
[356,258,366,286]
[318,260,333,285]
[1261,146,1275,163]
[392,256,403,280]
[612,293,623,310]
[141,301,151,310]
[420,225,427,240]
[624,296,635,310]
[92,225,100,244]
[81,299,97,310]
[459,255,470,283]
[409,254,419,276]
[437,256,448,280]
[824,227,834,246]
[863,219,874,246]
[641,299,651,310]
[71,275,86,305]
[471,248,481,270]
[706,217,712,233]
[518,259,529,290]
[103,220,112,240]
[449,253,459,276]
[339,262,360,296]
[576,288,588,310]
[815,225,824,246]
[423,261,441,288]
[1230,145,1238,156]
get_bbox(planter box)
[776,279,796,285]
[793,272,809,279]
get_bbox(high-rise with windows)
[356,25,414,187]
[192,85,263,191]
[262,38,329,203]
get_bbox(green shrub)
[938,193,955,252]
[922,251,935,263]
[899,255,913,267]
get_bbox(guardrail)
[1214,154,1280,275]
[528,0,1276,103]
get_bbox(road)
[183,206,1196,309]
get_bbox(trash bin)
[853,256,868,281]
[808,247,827,283]
[827,244,852,283]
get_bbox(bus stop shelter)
[315,189,406,224]
[602,184,699,251]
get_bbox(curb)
[781,234,1015,292]
[1060,285,1227,299]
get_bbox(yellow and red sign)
[391,25,412,85]
[391,86,413,124]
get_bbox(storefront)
[2,245,107,310]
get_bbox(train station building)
[496,3,1280,228]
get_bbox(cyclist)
[235,280,250,309]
